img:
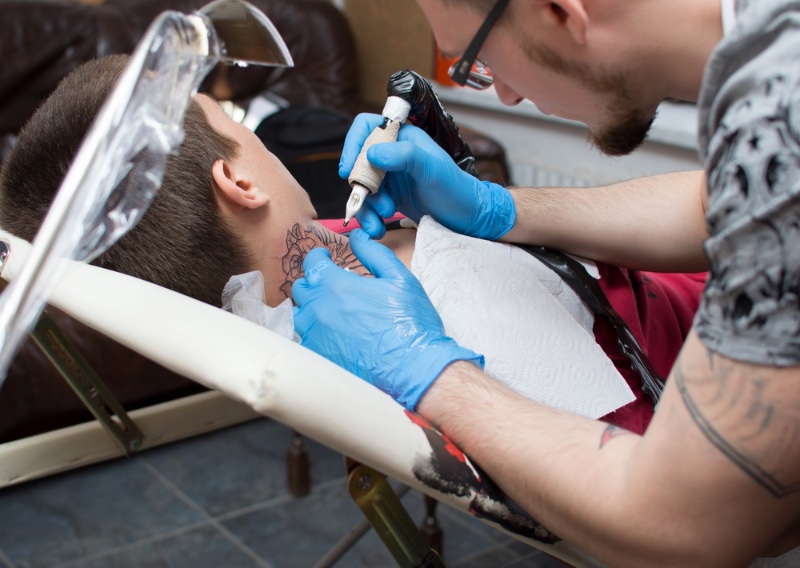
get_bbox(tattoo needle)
[344,184,370,226]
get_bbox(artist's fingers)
[356,193,397,241]
[365,190,397,219]
[355,199,391,240]
[393,123,445,156]
[348,229,412,281]
[292,301,313,339]
[366,140,418,174]
[291,250,332,339]
[370,123,451,172]
[339,113,386,178]
[291,248,334,305]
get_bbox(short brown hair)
[0,55,253,306]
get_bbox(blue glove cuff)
[397,338,485,410]
[470,181,516,241]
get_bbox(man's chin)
[588,112,656,157]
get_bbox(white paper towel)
[222,271,299,343]
[411,217,634,419]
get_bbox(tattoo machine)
[343,68,480,224]
[387,69,479,177]
[343,97,412,225]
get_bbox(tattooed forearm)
[676,349,800,497]
[599,424,635,449]
[280,224,365,298]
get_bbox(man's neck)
[612,0,723,103]
[265,221,417,307]
[269,222,364,306]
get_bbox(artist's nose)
[494,77,524,106]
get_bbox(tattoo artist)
[292,1,800,566]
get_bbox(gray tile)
[0,458,204,568]
[435,501,518,543]
[220,475,524,568]
[505,548,575,568]
[63,525,263,568]
[503,540,570,567]
[396,488,570,566]
[398,490,511,564]
[143,419,347,517]
[410,493,568,566]
[0,418,547,568]
[447,543,521,568]
[221,481,395,568]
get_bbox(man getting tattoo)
[0,55,703,436]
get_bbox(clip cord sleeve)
[386,70,479,177]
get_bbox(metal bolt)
[358,474,373,491]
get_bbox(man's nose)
[493,77,524,106]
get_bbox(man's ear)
[541,0,588,45]
[211,159,270,209]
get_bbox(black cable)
[517,245,665,407]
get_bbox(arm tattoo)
[675,350,800,498]
[280,223,364,299]
[599,424,634,449]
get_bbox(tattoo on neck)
[279,223,364,299]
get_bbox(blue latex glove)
[292,229,484,410]
[339,113,516,241]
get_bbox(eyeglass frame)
[448,0,511,89]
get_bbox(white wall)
[436,87,703,187]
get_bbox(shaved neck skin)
[267,224,417,307]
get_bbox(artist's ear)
[211,159,270,209]
[542,0,588,45]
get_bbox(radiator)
[510,162,607,188]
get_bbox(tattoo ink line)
[279,223,364,299]
[599,424,634,449]
[675,360,800,498]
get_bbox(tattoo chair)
[0,1,526,566]
[0,0,510,447]
[0,220,598,566]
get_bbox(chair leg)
[419,495,444,559]
[30,309,144,454]
[287,429,311,497]
[348,463,446,568]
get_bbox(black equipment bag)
[254,105,352,220]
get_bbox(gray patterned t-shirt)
[695,0,800,366]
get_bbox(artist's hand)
[292,229,484,410]
[339,113,516,241]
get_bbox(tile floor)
[0,418,566,568]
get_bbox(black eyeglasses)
[448,0,510,89]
